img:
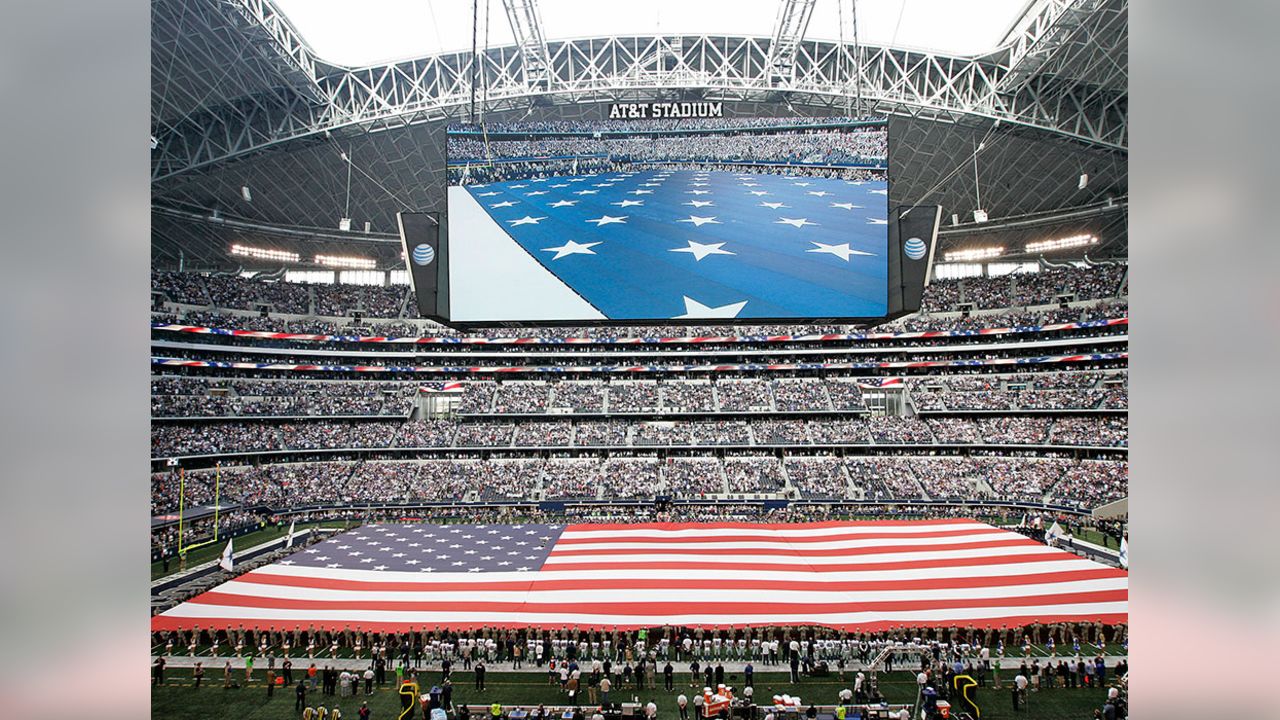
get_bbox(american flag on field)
[419,381,464,393]
[855,377,905,389]
[151,521,1127,632]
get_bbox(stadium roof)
[273,0,1034,67]
[152,0,1127,270]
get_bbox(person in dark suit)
[295,681,307,711]
[475,662,486,691]
[714,663,724,687]
[744,663,754,689]
[664,662,674,691]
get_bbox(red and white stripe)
[151,520,1127,632]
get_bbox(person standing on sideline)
[153,656,166,686]
[567,670,580,701]
[588,667,600,704]
[364,667,374,695]
[664,661,674,691]
[744,662,754,689]
[283,658,293,687]
[296,680,307,711]
[224,661,233,689]
[789,653,800,683]
[599,675,612,706]
[245,655,254,683]
[475,661,486,691]
[358,701,370,720]
[267,669,276,697]
[192,662,203,689]
[677,694,689,720]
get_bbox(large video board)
[436,116,900,325]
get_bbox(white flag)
[1118,537,1129,569]
[218,539,234,572]
[285,521,296,549]
[1046,521,1065,542]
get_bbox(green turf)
[152,522,351,580]
[152,669,1111,720]
[1072,528,1116,548]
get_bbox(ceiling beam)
[221,0,325,104]
[997,0,1109,94]
[765,0,819,87]
[153,33,1126,183]
[501,0,553,93]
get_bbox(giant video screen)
[444,115,889,324]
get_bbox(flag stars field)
[776,218,818,228]
[585,215,627,226]
[808,242,875,261]
[460,168,889,319]
[542,239,601,260]
[506,216,546,226]
[674,296,748,319]
[679,215,722,227]
[671,240,735,261]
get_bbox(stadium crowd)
[921,265,1126,312]
[153,270,1126,341]
[447,128,886,168]
[153,414,1127,456]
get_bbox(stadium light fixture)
[241,185,253,202]
[1025,233,1098,253]
[972,209,988,223]
[944,246,1004,262]
[315,254,377,269]
[1078,173,1089,190]
[230,244,300,263]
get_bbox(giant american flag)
[151,520,1127,632]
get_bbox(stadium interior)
[151,2,1128,719]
